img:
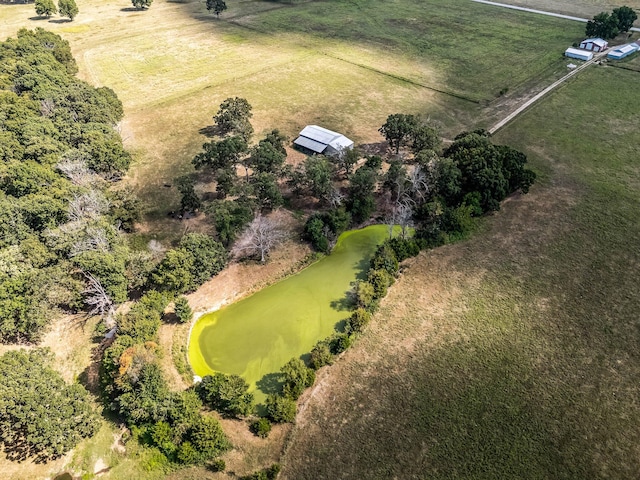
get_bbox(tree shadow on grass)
[28,16,48,20]
[199,125,223,138]
[120,7,144,11]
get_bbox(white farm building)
[294,125,354,156]
[565,47,594,61]
[579,38,608,52]
[607,43,639,60]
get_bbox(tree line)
[585,6,637,39]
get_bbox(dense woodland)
[0,28,536,471]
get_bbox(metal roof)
[295,125,354,154]
[298,125,343,145]
[582,38,608,46]
[565,47,593,59]
[293,135,327,153]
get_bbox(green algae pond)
[188,225,392,401]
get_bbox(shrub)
[188,415,231,461]
[250,418,272,438]
[354,280,376,309]
[240,464,281,480]
[196,372,254,417]
[265,395,296,423]
[346,308,371,334]
[367,269,392,299]
[386,237,421,262]
[370,243,399,275]
[280,357,315,400]
[309,340,334,369]
[174,296,193,323]
[208,458,226,472]
[328,333,352,354]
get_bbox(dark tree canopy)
[206,0,227,17]
[196,372,254,417]
[442,131,535,213]
[0,349,98,462]
[0,30,132,342]
[586,12,620,39]
[131,0,152,9]
[612,6,637,32]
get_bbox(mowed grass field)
[280,66,640,478]
[0,0,585,238]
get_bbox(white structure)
[580,38,608,52]
[607,43,639,60]
[565,47,594,61]
[294,125,354,156]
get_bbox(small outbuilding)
[294,125,354,156]
[579,38,608,52]
[607,43,639,60]
[565,47,594,61]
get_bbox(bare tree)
[328,186,345,209]
[406,165,430,203]
[67,190,110,223]
[82,271,116,329]
[69,227,110,257]
[57,153,99,187]
[232,213,287,263]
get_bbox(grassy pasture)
[0,0,584,238]
[280,66,640,479]
[189,225,392,402]
[497,0,640,23]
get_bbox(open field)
[280,66,640,478]
[498,0,640,22]
[190,225,391,402]
[1,0,584,239]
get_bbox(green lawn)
[280,66,640,479]
[189,225,392,401]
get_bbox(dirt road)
[472,0,640,32]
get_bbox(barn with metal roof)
[565,47,593,61]
[294,125,354,156]
[607,43,639,60]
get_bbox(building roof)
[565,47,593,58]
[294,125,354,154]
[582,38,608,47]
[607,43,639,58]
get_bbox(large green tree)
[35,0,57,17]
[379,113,419,154]
[613,6,637,32]
[213,97,253,139]
[0,349,98,462]
[586,12,620,39]
[58,0,78,20]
